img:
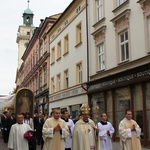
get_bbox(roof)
[24,8,33,14]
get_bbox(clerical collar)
[18,122,23,124]
[62,118,69,122]
[100,121,107,125]
[83,119,89,123]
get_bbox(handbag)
[24,131,33,140]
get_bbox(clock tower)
[23,0,34,26]
[16,0,35,86]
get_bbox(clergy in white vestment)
[42,109,69,150]
[8,113,32,150]
[61,109,74,150]
[72,103,100,150]
[97,113,115,150]
[119,110,142,150]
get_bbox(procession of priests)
[5,104,143,150]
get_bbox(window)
[119,30,129,62]
[44,38,47,53]
[39,71,42,88]
[115,87,130,136]
[51,47,55,64]
[57,41,61,59]
[76,62,82,84]
[36,46,38,62]
[44,67,47,84]
[64,70,69,88]
[98,43,105,70]
[64,34,69,54]
[51,77,55,93]
[39,44,43,58]
[96,0,104,21]
[76,6,81,14]
[64,20,68,26]
[147,16,150,49]
[117,0,127,6]
[76,22,82,45]
[56,74,61,91]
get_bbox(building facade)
[47,0,88,117]
[87,0,150,146]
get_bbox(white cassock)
[97,121,114,150]
[42,117,69,150]
[8,123,32,150]
[64,118,74,149]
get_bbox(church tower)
[16,0,35,86]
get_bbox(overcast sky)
[0,0,72,95]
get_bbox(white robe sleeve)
[8,126,14,149]
[61,122,70,140]
[42,120,54,141]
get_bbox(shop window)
[132,84,143,139]
[146,83,150,139]
[115,87,131,136]
[91,92,104,124]
[70,104,81,120]
[106,91,113,123]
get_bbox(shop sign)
[50,87,86,101]
[88,69,150,91]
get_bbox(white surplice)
[8,123,32,150]
[64,118,74,149]
[97,121,114,150]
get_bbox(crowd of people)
[0,104,142,150]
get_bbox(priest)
[119,110,142,150]
[42,109,69,150]
[72,103,100,150]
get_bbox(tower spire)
[27,0,30,8]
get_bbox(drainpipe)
[86,0,89,83]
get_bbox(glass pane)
[115,112,125,136]
[121,45,125,61]
[146,83,150,109]
[115,87,130,111]
[120,34,124,42]
[134,111,144,139]
[126,43,129,59]
[91,93,104,123]
[125,31,128,40]
[107,112,113,124]
[147,110,150,139]
[106,91,112,112]
[133,84,143,110]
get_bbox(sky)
[0,0,72,95]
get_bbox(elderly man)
[72,103,100,150]
[119,110,142,150]
[42,109,69,150]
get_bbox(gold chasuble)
[42,117,69,150]
[119,118,142,150]
[72,118,100,150]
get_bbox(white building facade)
[48,0,88,118]
[87,0,150,146]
